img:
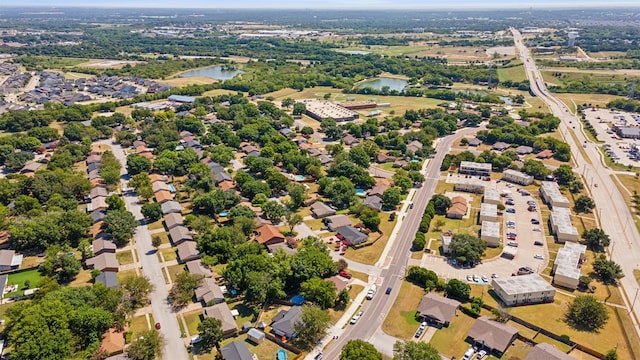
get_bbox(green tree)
[281,98,295,108]
[262,200,286,222]
[445,279,471,302]
[324,177,357,208]
[121,275,154,311]
[169,272,204,308]
[340,340,382,360]
[285,212,303,232]
[412,233,426,252]
[393,341,440,360]
[126,330,164,360]
[593,254,624,284]
[300,277,337,309]
[393,175,413,193]
[293,102,306,116]
[127,153,152,175]
[102,210,138,247]
[286,183,307,209]
[151,236,162,249]
[38,245,81,284]
[449,234,486,265]
[289,239,337,284]
[604,349,619,360]
[209,145,235,165]
[554,165,576,185]
[431,194,452,215]
[360,208,381,231]
[106,193,125,211]
[381,187,402,210]
[575,195,595,213]
[521,159,550,179]
[229,205,256,219]
[406,266,438,289]
[193,189,227,218]
[582,228,611,252]
[197,317,223,352]
[141,202,163,222]
[69,306,113,349]
[564,295,609,331]
[265,168,290,194]
[348,146,371,168]
[293,304,331,350]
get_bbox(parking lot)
[413,178,549,282]
[583,108,640,167]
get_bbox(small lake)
[499,96,514,105]
[180,66,243,80]
[358,77,408,92]
[334,49,371,55]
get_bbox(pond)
[334,49,371,55]
[499,96,514,105]
[180,66,243,80]
[358,77,408,92]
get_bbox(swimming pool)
[355,189,366,196]
[168,184,176,192]
[295,175,305,181]
[219,212,228,217]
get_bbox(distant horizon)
[3,1,640,10]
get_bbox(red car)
[155,322,161,330]
[339,271,352,279]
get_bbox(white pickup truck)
[366,285,377,300]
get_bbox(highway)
[512,29,640,336]
[320,127,480,359]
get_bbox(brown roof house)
[195,277,225,306]
[177,241,200,263]
[203,303,238,337]
[536,149,554,159]
[186,260,213,278]
[255,224,285,246]
[416,293,461,327]
[524,343,575,360]
[325,214,351,231]
[466,316,518,356]
[310,202,336,218]
[99,328,125,356]
[163,212,184,230]
[149,174,168,184]
[326,275,348,294]
[376,152,396,163]
[169,225,193,245]
[155,190,174,203]
[446,196,468,219]
[92,238,116,255]
[86,253,119,272]
[406,140,423,154]
[152,181,171,193]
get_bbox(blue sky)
[4,0,639,8]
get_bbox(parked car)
[314,353,323,360]
[462,347,476,360]
[339,271,352,279]
[481,275,489,282]
[466,275,473,282]
[534,241,544,246]
[506,200,514,205]
[534,254,545,260]
[155,322,161,330]
[506,208,516,213]
[507,241,518,247]
[473,274,480,282]
[491,273,499,278]
[533,228,541,232]
[410,203,414,209]
[477,349,488,359]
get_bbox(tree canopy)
[564,295,609,331]
[340,340,382,360]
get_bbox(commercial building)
[615,126,640,139]
[454,177,485,194]
[502,169,534,186]
[459,161,492,176]
[549,207,579,243]
[481,221,501,247]
[483,188,501,205]
[491,274,556,306]
[337,100,377,110]
[553,242,586,289]
[540,181,570,208]
[480,203,498,222]
[300,99,359,122]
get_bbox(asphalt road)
[512,29,640,335]
[321,127,481,359]
[102,140,189,360]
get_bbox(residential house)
[161,201,182,215]
[88,169,101,180]
[95,271,119,289]
[536,149,554,159]
[169,226,193,245]
[363,196,383,211]
[337,226,368,245]
[515,145,534,155]
[195,277,225,305]
[492,142,511,151]
[149,174,168,183]
[20,162,43,175]
[466,316,519,356]
[92,239,116,255]
[368,185,388,198]
[326,275,348,294]
[220,341,253,360]
[393,159,408,168]
[203,303,238,337]
[524,343,575,360]
[406,140,423,153]
[163,212,184,230]
[0,274,7,301]
[90,186,108,199]
[271,306,302,339]
[218,179,236,191]
[468,138,482,147]
[325,214,351,231]
[446,196,468,219]
[310,202,336,218]
[177,241,200,263]
[376,153,396,163]
[87,162,100,174]
[186,260,213,278]
[343,134,359,146]
[416,293,461,327]
[91,209,107,223]
[86,253,119,272]
[152,181,170,193]
[86,154,102,164]
[155,190,174,203]
[99,328,125,356]
[91,196,108,211]
[255,224,285,246]
[0,250,22,271]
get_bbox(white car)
[481,275,489,282]
[473,274,480,282]
[534,254,545,260]
[477,349,487,359]
[350,311,363,324]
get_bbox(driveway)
[99,139,189,360]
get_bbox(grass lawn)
[429,311,477,359]
[166,264,185,284]
[218,334,297,360]
[5,269,44,297]
[117,269,138,282]
[69,269,93,287]
[117,250,135,265]
[20,256,44,269]
[500,339,533,360]
[147,220,165,231]
[304,218,324,231]
[381,281,425,339]
[344,212,397,265]
[183,308,203,336]
[348,269,369,283]
[159,247,177,262]
[129,315,151,338]
[497,65,527,82]
[556,93,621,114]
[228,301,256,328]
[153,232,171,246]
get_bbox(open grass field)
[160,76,217,87]
[147,220,165,231]
[497,65,527,83]
[381,280,425,339]
[129,314,151,338]
[69,269,93,287]
[202,89,238,97]
[159,247,177,262]
[77,59,144,69]
[344,212,397,265]
[429,310,477,358]
[542,70,634,88]
[6,269,44,297]
[555,93,621,114]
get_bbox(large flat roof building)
[502,169,534,186]
[491,274,556,306]
[459,161,492,176]
[481,221,501,247]
[549,207,579,243]
[454,177,485,194]
[553,242,586,289]
[483,188,501,205]
[300,99,359,122]
[540,181,570,208]
[480,203,499,222]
